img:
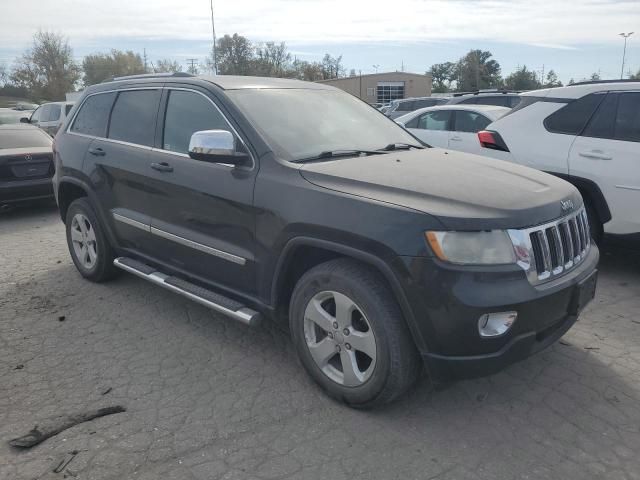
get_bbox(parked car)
[53,73,598,408]
[21,101,75,136]
[396,105,510,157]
[385,97,449,119]
[446,91,521,108]
[478,80,640,242]
[0,125,54,205]
[13,102,39,111]
[0,108,35,125]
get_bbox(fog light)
[478,312,517,338]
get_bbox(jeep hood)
[298,148,582,230]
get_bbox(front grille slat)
[514,207,590,285]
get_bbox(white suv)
[479,81,640,241]
[21,101,75,136]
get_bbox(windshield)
[0,129,52,149]
[227,89,420,161]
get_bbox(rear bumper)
[392,245,599,381]
[0,178,54,204]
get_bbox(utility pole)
[143,48,148,73]
[210,0,217,75]
[187,58,198,75]
[619,32,634,79]
[540,64,545,85]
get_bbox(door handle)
[450,136,463,141]
[578,150,612,160]
[150,162,173,172]
[88,147,105,156]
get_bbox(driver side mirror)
[20,117,30,123]
[188,130,249,166]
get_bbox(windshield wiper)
[292,149,385,163]
[378,142,425,151]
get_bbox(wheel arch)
[270,237,427,353]
[57,177,90,223]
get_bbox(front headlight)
[425,231,516,265]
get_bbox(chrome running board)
[113,257,261,327]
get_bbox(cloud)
[0,0,638,50]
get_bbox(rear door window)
[47,104,61,122]
[614,92,640,142]
[37,105,51,123]
[582,93,617,139]
[417,110,452,130]
[108,90,161,146]
[544,93,605,135]
[70,92,116,137]
[454,111,491,133]
[162,90,233,154]
[581,92,640,142]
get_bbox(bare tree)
[11,30,81,101]
[154,59,182,73]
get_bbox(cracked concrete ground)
[1,202,640,480]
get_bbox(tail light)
[478,130,510,152]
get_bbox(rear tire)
[289,258,421,408]
[65,198,118,282]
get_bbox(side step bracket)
[113,257,261,327]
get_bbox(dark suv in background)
[52,73,598,407]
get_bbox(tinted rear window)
[0,129,52,149]
[71,93,116,137]
[545,93,605,135]
[475,96,517,108]
[108,90,160,146]
[396,101,414,111]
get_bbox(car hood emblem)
[560,199,574,212]
[24,154,32,161]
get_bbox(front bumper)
[0,178,54,204]
[392,244,599,381]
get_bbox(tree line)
[429,49,640,92]
[429,49,564,93]
[0,31,347,102]
[3,30,639,103]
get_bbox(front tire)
[289,258,421,408]
[65,198,117,282]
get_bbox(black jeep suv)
[52,73,598,407]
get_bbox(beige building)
[317,71,433,104]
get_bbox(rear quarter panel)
[488,102,574,174]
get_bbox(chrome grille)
[508,208,591,285]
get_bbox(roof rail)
[452,89,520,97]
[101,72,194,83]
[569,79,640,86]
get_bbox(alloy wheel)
[303,290,377,387]
[70,213,98,270]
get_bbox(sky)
[1,0,640,84]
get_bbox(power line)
[186,58,198,74]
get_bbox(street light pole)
[619,32,634,79]
[210,0,217,75]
